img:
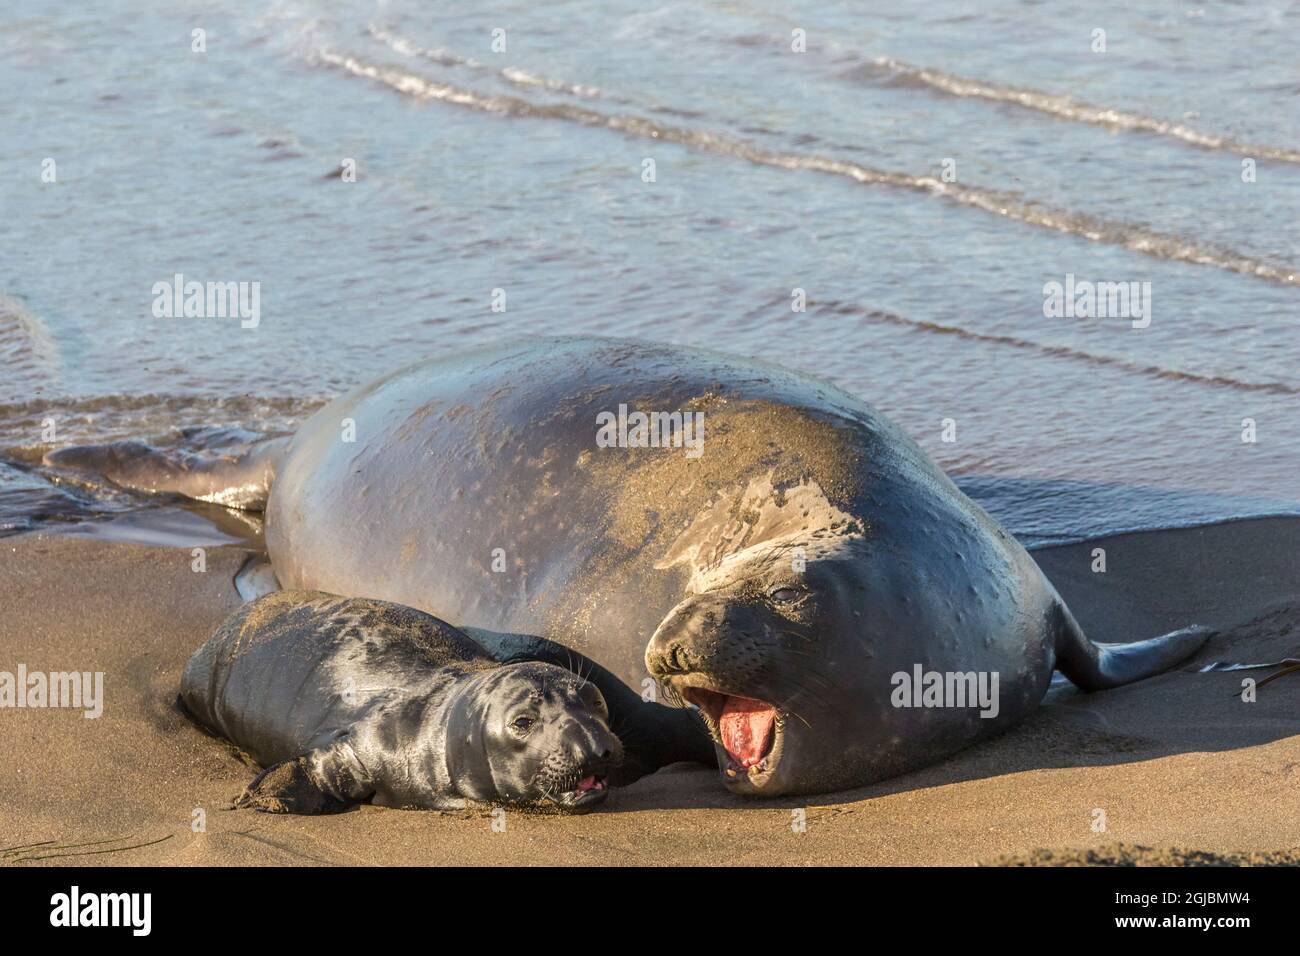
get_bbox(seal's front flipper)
[233,739,372,814]
[234,758,347,814]
[44,430,289,511]
[234,554,282,602]
[1052,600,1212,691]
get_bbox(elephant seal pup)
[180,590,622,814]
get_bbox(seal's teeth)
[725,768,737,778]
[748,763,762,777]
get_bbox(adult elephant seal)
[180,590,621,813]
[53,338,1209,797]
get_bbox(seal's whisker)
[775,697,814,730]
[769,647,841,697]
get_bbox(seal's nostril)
[670,644,688,672]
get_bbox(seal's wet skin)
[59,338,1209,797]
[180,591,622,814]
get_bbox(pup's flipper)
[233,737,372,814]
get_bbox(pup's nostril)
[670,644,688,672]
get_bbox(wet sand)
[3,520,1300,866]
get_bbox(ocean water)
[1,0,1297,546]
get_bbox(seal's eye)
[769,586,803,604]
[510,715,536,734]
[579,684,608,717]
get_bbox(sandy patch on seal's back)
[547,398,864,638]
[586,398,861,551]
[654,472,865,592]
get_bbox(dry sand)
[3,519,1300,866]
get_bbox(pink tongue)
[718,697,776,768]
[575,775,602,793]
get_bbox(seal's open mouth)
[573,774,605,796]
[549,773,608,811]
[679,687,783,784]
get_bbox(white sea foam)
[313,48,1299,287]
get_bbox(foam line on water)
[818,300,1300,395]
[368,24,608,101]
[312,49,1300,288]
[868,57,1300,165]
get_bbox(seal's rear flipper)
[1052,600,1212,691]
[44,432,289,511]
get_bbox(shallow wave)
[0,393,324,463]
[955,476,1300,549]
[864,57,1300,165]
[815,299,1300,396]
[312,48,1299,287]
[366,23,709,121]
[0,393,321,535]
[0,295,62,381]
[368,24,607,101]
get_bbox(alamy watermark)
[595,404,705,459]
[1043,273,1151,329]
[151,273,260,328]
[50,886,150,936]
[0,665,104,718]
[890,666,1000,718]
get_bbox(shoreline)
[2,520,1299,866]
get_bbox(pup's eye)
[769,586,802,604]
[511,716,536,733]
